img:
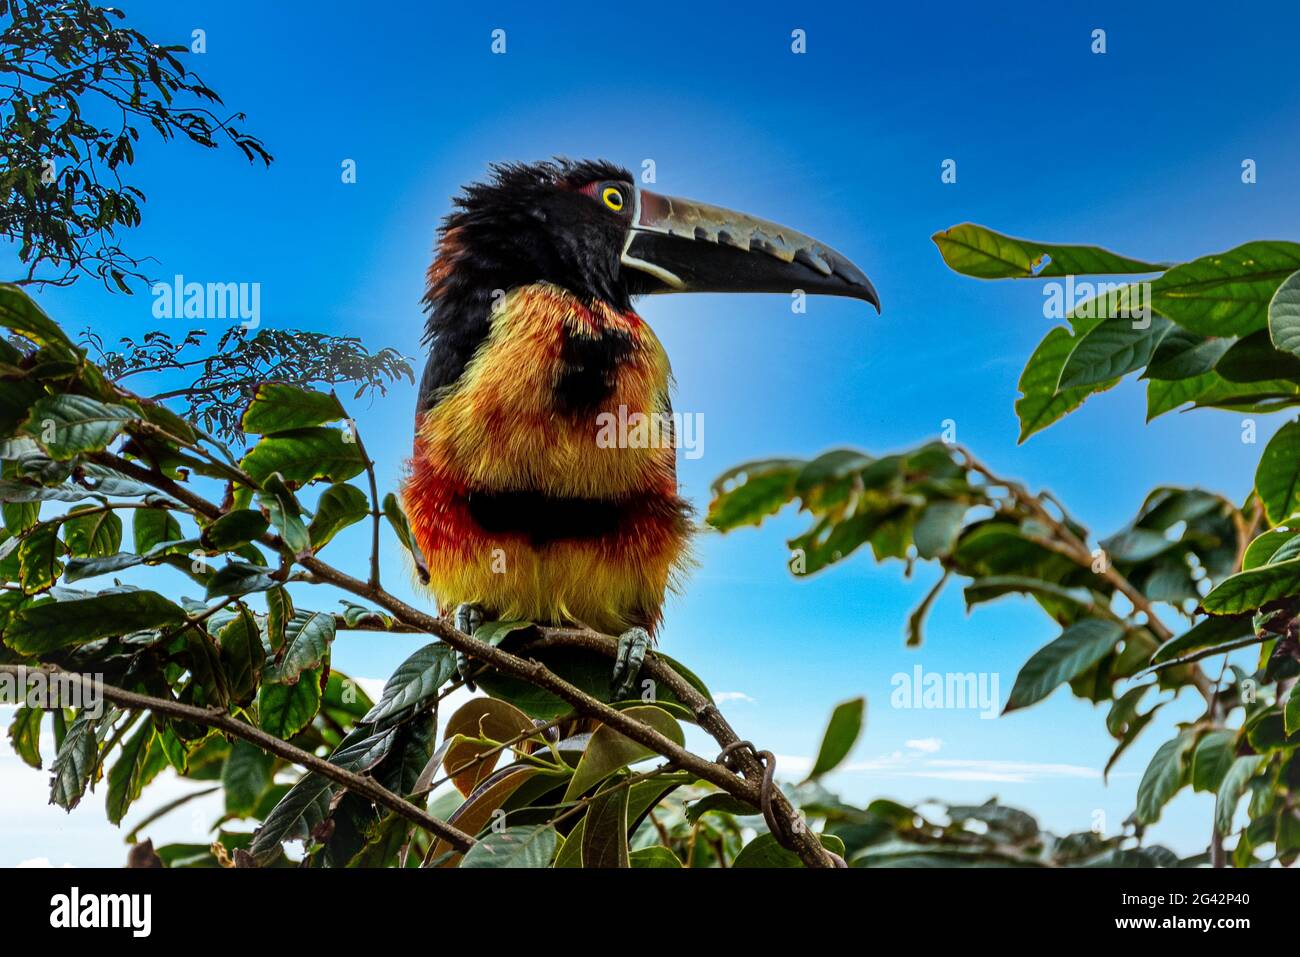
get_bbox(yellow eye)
[601,186,625,212]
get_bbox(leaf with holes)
[931,224,1162,279]
[707,459,802,530]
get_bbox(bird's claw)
[453,602,485,691]
[611,627,651,700]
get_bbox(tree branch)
[0,663,476,854]
[88,448,840,867]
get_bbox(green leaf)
[106,718,155,825]
[1057,316,1172,390]
[794,449,873,498]
[1190,730,1236,794]
[1201,556,1300,614]
[564,706,684,800]
[63,506,122,558]
[1145,371,1223,420]
[256,474,309,555]
[266,587,293,651]
[8,706,43,769]
[218,607,266,705]
[1215,755,1264,835]
[222,739,274,816]
[1242,527,1300,570]
[6,590,187,654]
[461,825,557,868]
[1004,619,1124,712]
[805,697,865,781]
[1145,328,1235,380]
[630,845,683,868]
[239,427,366,487]
[684,793,761,823]
[906,569,950,648]
[707,459,801,530]
[581,785,631,868]
[1152,241,1300,336]
[132,508,181,554]
[1286,692,1300,736]
[17,524,64,592]
[205,561,277,600]
[200,509,269,551]
[732,831,847,868]
[913,501,966,559]
[1152,613,1253,664]
[22,394,136,460]
[2,500,39,535]
[268,610,335,684]
[0,285,75,349]
[241,383,346,435]
[0,378,43,437]
[1255,420,1300,524]
[1135,733,1195,825]
[1216,329,1300,383]
[50,713,99,811]
[1267,268,1300,357]
[248,774,333,862]
[362,642,456,724]
[931,224,1162,279]
[963,576,1091,611]
[257,670,323,739]
[308,483,369,550]
[1015,327,1118,442]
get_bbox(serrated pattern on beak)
[628,189,879,308]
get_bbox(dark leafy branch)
[707,224,1300,868]
[0,284,855,868]
[81,326,414,443]
[1,0,272,290]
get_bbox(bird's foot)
[610,627,651,700]
[453,602,486,691]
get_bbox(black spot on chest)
[554,324,635,415]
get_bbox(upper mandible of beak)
[618,188,880,311]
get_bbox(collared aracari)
[403,159,878,698]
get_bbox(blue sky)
[6,0,1300,864]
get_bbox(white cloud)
[713,691,755,704]
[355,677,387,704]
[18,857,72,868]
[771,745,1101,784]
[772,753,814,776]
[926,759,1099,780]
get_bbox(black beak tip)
[859,279,882,314]
[831,256,880,313]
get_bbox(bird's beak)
[619,188,880,311]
